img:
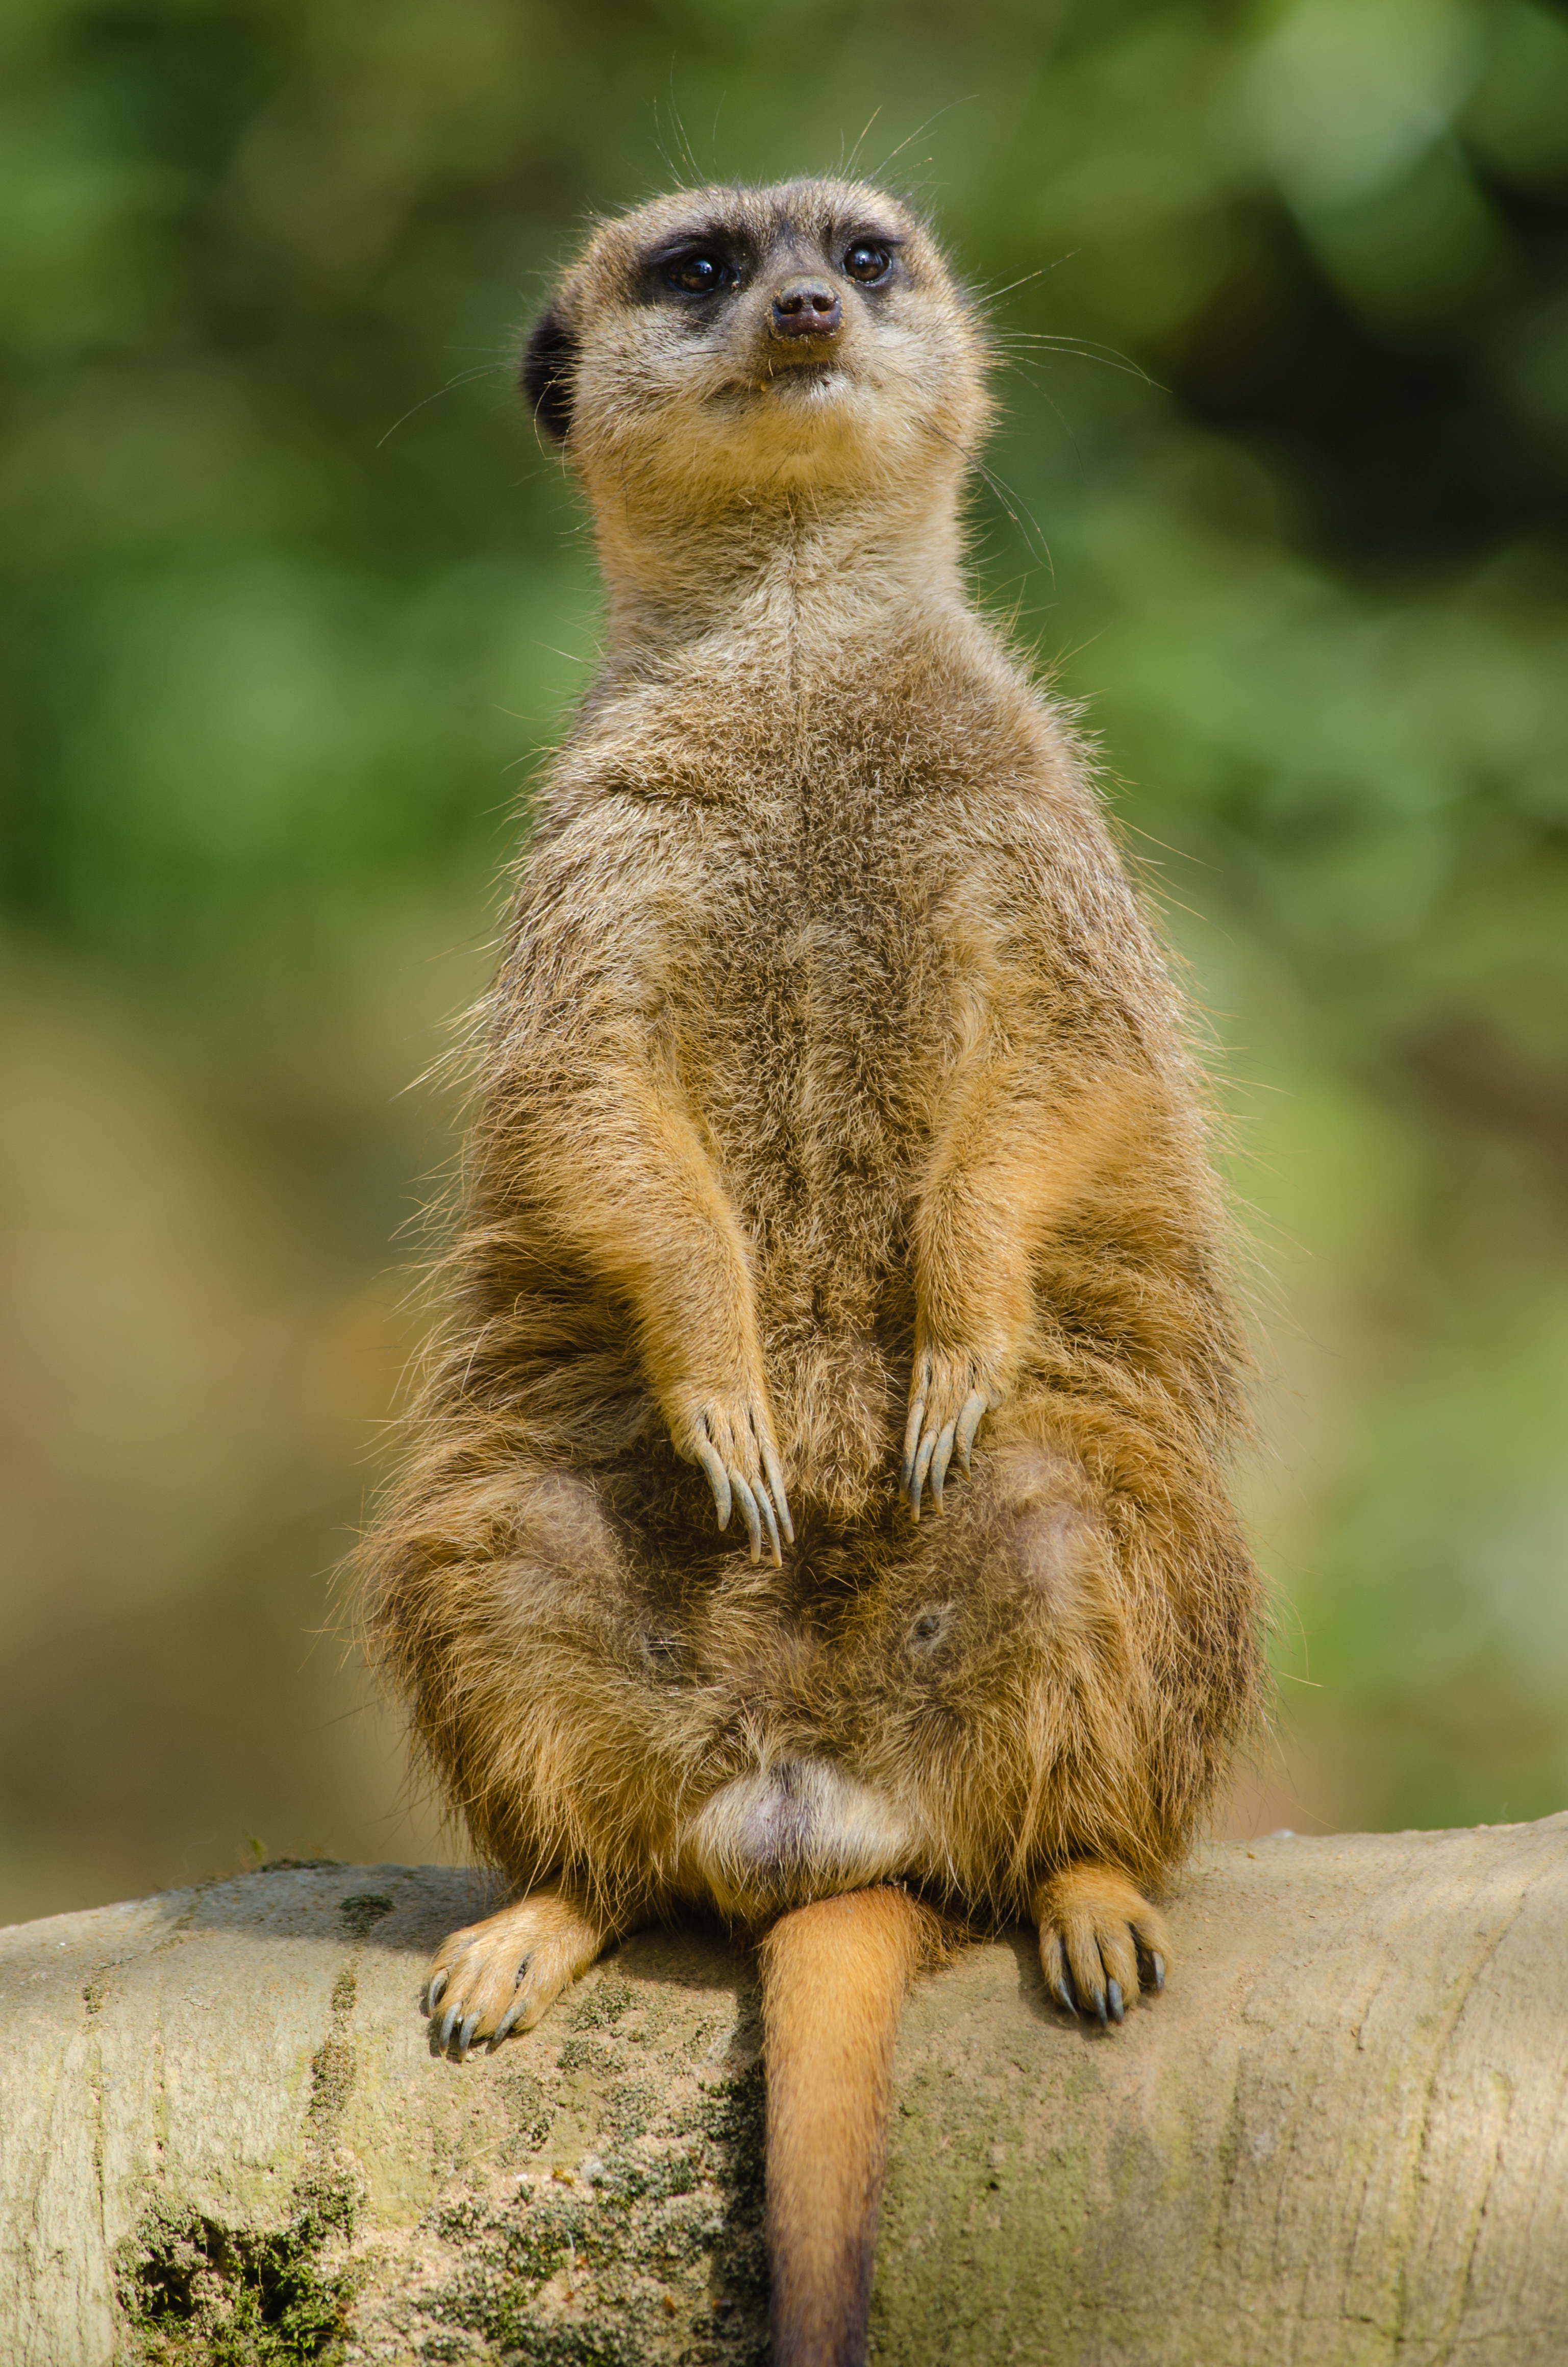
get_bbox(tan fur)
[359,176,1265,2356]
[760,1887,949,2367]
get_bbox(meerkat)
[361,176,1264,2367]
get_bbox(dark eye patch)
[843,238,896,286]
[666,253,736,295]
[833,225,903,288]
[640,231,751,306]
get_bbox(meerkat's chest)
[669,751,975,1202]
[706,762,949,1024]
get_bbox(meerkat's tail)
[759,1884,950,2367]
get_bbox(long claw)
[901,1397,926,1492]
[457,2011,481,2059]
[1151,1951,1166,1994]
[954,1390,986,1478]
[1106,1979,1125,2025]
[1050,1978,1077,2016]
[911,1425,938,1516]
[438,2000,462,2050]
[929,1421,957,1513]
[1089,1984,1108,2026]
[694,1437,731,1532]
[756,1478,782,1567]
[490,1985,532,2047]
[762,1442,794,1547]
[426,1971,447,2013]
[732,1471,763,1563]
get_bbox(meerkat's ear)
[521,304,578,441]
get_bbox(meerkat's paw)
[1034,1862,1170,2027]
[423,1881,611,2060]
[673,1382,793,1566]
[902,1347,1004,1517]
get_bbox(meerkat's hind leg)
[1034,1862,1170,2028]
[424,1878,613,2060]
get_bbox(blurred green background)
[3,0,1566,1924]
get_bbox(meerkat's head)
[521,178,988,537]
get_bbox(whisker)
[870,97,977,186]
[842,105,883,181]
[987,332,1157,387]
[376,364,511,449]
[665,70,703,188]
[923,413,1055,579]
[975,267,1051,303]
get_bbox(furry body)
[362,176,1264,2362]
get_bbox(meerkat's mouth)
[761,341,845,374]
[705,365,858,429]
[769,372,852,408]
[744,364,858,415]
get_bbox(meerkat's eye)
[843,241,894,286]
[664,252,737,297]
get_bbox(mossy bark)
[3,1820,1566,2366]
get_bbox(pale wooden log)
[3,1816,1565,2365]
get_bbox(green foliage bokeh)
[3,0,1566,1911]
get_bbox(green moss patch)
[117,2200,353,2365]
[337,1893,395,1939]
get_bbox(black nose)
[771,276,842,339]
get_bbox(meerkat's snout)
[769,272,843,348]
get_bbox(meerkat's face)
[523,178,987,514]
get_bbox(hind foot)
[424,1880,611,2060]
[1034,1862,1170,2027]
